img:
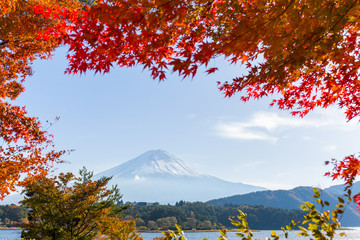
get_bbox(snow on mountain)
[95,150,267,203]
[98,149,204,179]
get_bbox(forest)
[0,202,305,231]
[0,205,27,228]
[124,201,306,231]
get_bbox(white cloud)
[213,110,359,142]
[215,121,277,142]
[250,112,316,131]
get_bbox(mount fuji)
[94,149,266,203]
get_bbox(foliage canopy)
[0,0,88,199]
[36,0,360,120]
[20,168,142,240]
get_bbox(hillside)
[206,186,360,226]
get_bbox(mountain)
[325,181,360,195]
[94,149,267,203]
[97,149,202,179]
[206,186,360,226]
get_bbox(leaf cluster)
[36,0,360,121]
[20,167,141,240]
[0,0,85,200]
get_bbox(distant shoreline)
[139,229,261,233]
[139,228,359,233]
[0,227,20,230]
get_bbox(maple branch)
[267,0,296,23]
[312,0,358,46]
[221,0,296,50]
[292,0,359,65]
[19,0,31,7]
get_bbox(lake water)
[142,229,360,240]
[1,229,360,240]
[0,230,21,240]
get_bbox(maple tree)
[0,0,87,199]
[34,0,360,208]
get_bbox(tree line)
[0,204,27,228]
[0,200,305,231]
[124,201,306,231]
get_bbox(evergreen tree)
[20,167,142,240]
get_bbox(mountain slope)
[94,149,267,203]
[325,181,360,195]
[206,186,360,226]
[98,149,203,179]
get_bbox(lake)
[141,228,360,240]
[1,229,360,240]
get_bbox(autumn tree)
[0,0,95,200]
[32,0,360,207]
[20,167,142,240]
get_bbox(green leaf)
[312,188,320,198]
[308,223,318,231]
[300,204,308,211]
[302,220,310,225]
[298,226,307,232]
[305,202,315,209]
[175,224,182,232]
[271,230,277,236]
[231,220,240,226]
[219,228,227,236]
[310,210,318,216]
[297,232,309,237]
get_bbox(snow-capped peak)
[97,150,203,179]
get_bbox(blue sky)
[16,47,360,190]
